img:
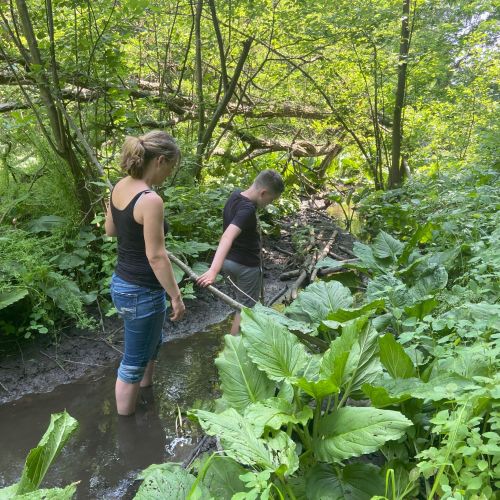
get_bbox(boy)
[196,169,285,334]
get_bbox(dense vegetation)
[131,167,497,499]
[1,0,497,342]
[0,0,498,498]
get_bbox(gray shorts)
[222,259,262,307]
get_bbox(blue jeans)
[110,274,167,384]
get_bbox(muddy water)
[0,321,228,499]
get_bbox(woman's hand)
[170,295,185,321]
[196,269,218,287]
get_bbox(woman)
[105,130,185,416]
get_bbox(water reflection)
[0,322,228,498]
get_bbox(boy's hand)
[197,269,218,287]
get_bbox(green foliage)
[135,165,499,498]
[134,291,407,497]
[134,463,210,500]
[0,411,78,499]
[0,227,96,340]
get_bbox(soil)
[0,203,357,405]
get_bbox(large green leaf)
[404,297,438,320]
[253,303,315,334]
[295,377,340,400]
[378,334,415,379]
[370,373,480,402]
[0,288,29,311]
[6,483,78,499]
[351,242,389,273]
[305,463,385,499]
[342,318,382,392]
[322,299,385,329]
[361,383,412,408]
[192,409,273,468]
[244,398,313,435]
[314,407,412,462]
[198,455,248,499]
[366,275,409,308]
[241,308,309,382]
[27,216,66,234]
[295,354,340,399]
[319,321,359,388]
[170,262,186,283]
[409,264,448,299]
[134,463,209,499]
[14,412,78,496]
[286,281,353,326]
[314,257,346,270]
[41,274,83,315]
[215,335,275,413]
[372,231,404,261]
[193,409,300,476]
[53,253,85,270]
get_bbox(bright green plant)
[0,225,95,340]
[134,281,415,498]
[135,164,499,499]
[0,411,78,499]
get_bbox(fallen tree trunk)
[167,252,244,311]
[310,230,338,282]
[279,269,301,281]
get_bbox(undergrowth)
[129,164,499,499]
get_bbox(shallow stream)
[0,322,228,498]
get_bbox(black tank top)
[111,189,169,289]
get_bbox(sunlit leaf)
[314,407,412,462]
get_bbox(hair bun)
[120,136,146,178]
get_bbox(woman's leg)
[116,379,140,416]
[115,309,165,414]
[140,360,155,388]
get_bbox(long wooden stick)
[169,251,329,349]
[167,252,245,311]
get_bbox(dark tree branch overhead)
[208,0,229,93]
[214,122,343,163]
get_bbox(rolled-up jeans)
[110,273,167,384]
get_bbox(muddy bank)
[0,207,356,405]
[0,251,287,405]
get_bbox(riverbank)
[0,205,355,405]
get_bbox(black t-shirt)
[223,190,260,267]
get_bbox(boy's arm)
[196,224,241,287]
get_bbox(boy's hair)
[253,169,285,195]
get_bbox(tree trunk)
[388,0,410,189]
[194,0,205,179]
[193,36,253,180]
[12,0,94,216]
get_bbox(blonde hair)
[119,130,180,179]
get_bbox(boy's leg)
[230,312,241,335]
